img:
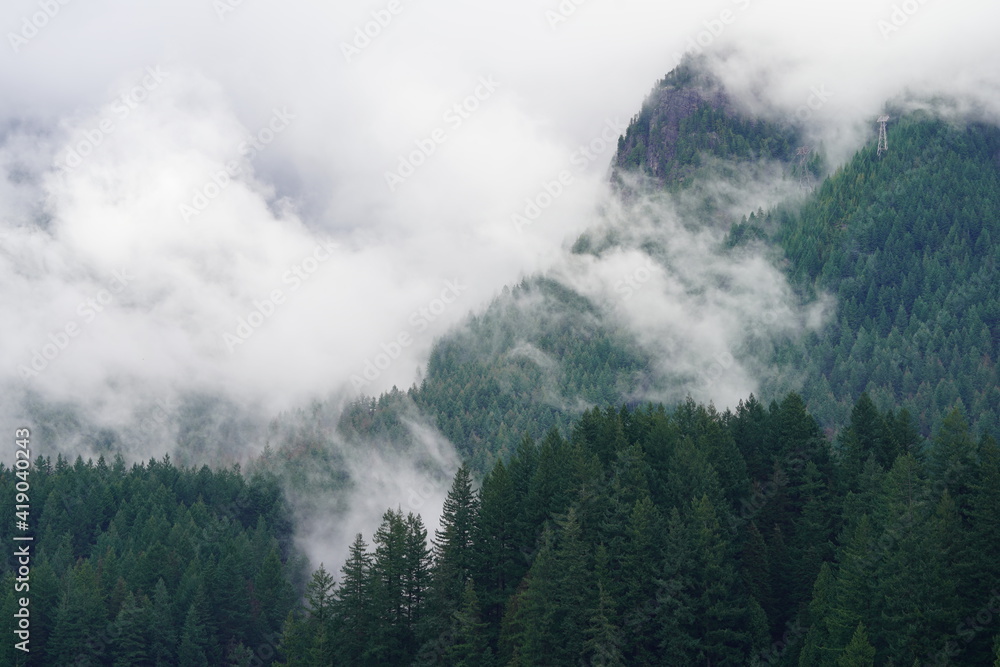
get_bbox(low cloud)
[545,169,830,411]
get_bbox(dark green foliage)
[430,464,479,623]
[445,580,496,666]
[837,622,875,666]
[725,214,768,248]
[769,116,1000,440]
[310,391,1000,665]
[500,507,595,665]
[341,508,433,666]
[177,598,211,667]
[9,386,1000,665]
[111,592,150,667]
[48,561,107,664]
[0,456,300,665]
[408,277,652,467]
[280,562,336,666]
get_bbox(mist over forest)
[1,0,999,664]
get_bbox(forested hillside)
[767,114,1000,437]
[290,60,1000,666]
[383,72,1000,462]
[286,393,1000,665]
[6,54,999,666]
[0,456,303,665]
[408,277,651,470]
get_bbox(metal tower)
[877,115,890,157]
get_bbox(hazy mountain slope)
[408,277,652,468]
[371,72,1000,473]
[766,114,1000,437]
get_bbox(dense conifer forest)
[0,456,301,665]
[4,56,998,666]
[287,394,1000,665]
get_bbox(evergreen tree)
[825,515,878,654]
[836,622,875,666]
[874,454,953,662]
[149,578,177,666]
[839,393,887,489]
[731,394,774,481]
[431,465,480,629]
[254,547,294,640]
[655,507,698,661]
[740,521,772,619]
[214,551,252,648]
[177,602,211,667]
[404,512,433,648]
[306,562,336,625]
[26,556,61,665]
[966,436,1000,662]
[471,457,518,642]
[798,562,837,666]
[368,507,408,659]
[333,534,373,665]
[583,582,626,667]
[0,582,21,666]
[929,406,980,503]
[112,592,151,667]
[444,580,496,667]
[789,461,836,609]
[48,561,108,665]
[659,495,760,664]
[501,507,594,665]
[283,563,335,666]
[618,495,663,662]
[365,508,430,664]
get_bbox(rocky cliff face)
[615,74,729,180]
[613,58,799,188]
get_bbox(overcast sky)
[1,0,999,435]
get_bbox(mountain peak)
[613,56,802,188]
